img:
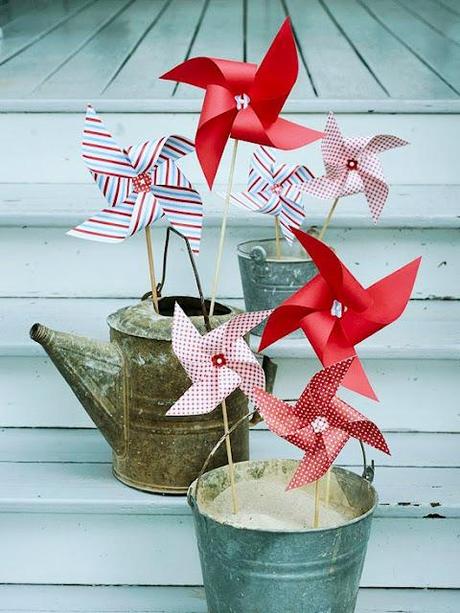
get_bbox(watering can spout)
[30,323,126,454]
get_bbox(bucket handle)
[188,410,375,507]
[142,227,210,330]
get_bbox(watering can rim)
[237,238,314,264]
[188,459,378,535]
[106,296,238,341]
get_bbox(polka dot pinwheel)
[253,357,390,489]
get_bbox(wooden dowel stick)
[145,227,159,313]
[313,479,321,528]
[209,138,239,317]
[274,216,282,259]
[318,197,340,242]
[221,398,239,514]
[325,468,332,506]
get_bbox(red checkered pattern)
[253,358,390,489]
[290,112,408,222]
[166,303,272,416]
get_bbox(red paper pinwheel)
[289,112,408,222]
[254,358,390,489]
[259,229,421,400]
[161,18,323,188]
[166,303,271,416]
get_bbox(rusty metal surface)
[30,297,249,494]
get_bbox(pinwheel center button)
[133,172,152,193]
[331,300,344,318]
[346,158,358,170]
[235,93,251,110]
[271,183,282,194]
[311,416,329,434]
[211,353,227,368]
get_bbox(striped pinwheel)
[68,105,203,253]
[228,146,312,242]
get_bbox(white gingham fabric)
[166,303,272,416]
[287,112,408,222]
[254,357,390,489]
[228,146,312,242]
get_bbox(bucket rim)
[236,238,314,264]
[188,460,379,534]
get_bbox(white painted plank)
[0,585,457,612]
[325,0,457,98]
[0,0,92,65]
[0,113,457,185]
[103,0,206,99]
[1,183,459,228]
[0,225,454,298]
[2,356,458,431]
[398,0,460,45]
[286,0,385,98]
[246,0,315,98]
[0,1,134,97]
[363,0,460,92]
[175,0,244,98]
[0,428,457,468]
[34,0,169,98]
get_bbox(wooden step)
[0,431,457,587]
[0,585,458,613]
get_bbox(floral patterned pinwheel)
[254,358,390,489]
[68,105,203,253]
[166,303,272,416]
[288,112,408,222]
[228,146,312,242]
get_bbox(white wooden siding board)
[286,0,385,99]
[0,0,92,65]
[103,0,206,99]
[0,0,133,97]
[2,357,457,431]
[0,226,454,299]
[362,0,460,92]
[1,183,458,228]
[246,0,315,98]
[0,586,458,613]
[175,0,244,98]
[34,0,168,98]
[0,113,457,185]
[325,0,457,98]
[0,428,457,468]
[0,463,456,517]
[398,0,460,46]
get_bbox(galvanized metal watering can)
[30,229,256,494]
[188,412,377,613]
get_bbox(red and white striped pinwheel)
[68,105,203,253]
[260,229,421,400]
[228,146,313,243]
[290,113,408,222]
[254,358,390,489]
[166,303,272,416]
[161,18,322,188]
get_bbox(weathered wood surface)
[0,0,458,104]
[0,585,457,613]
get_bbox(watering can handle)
[188,411,375,506]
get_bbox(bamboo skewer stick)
[274,216,282,259]
[221,398,239,514]
[324,467,332,506]
[145,227,159,313]
[313,479,321,528]
[318,197,340,242]
[209,138,239,317]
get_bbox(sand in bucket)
[206,466,357,531]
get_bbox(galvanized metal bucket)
[188,414,377,613]
[237,237,317,335]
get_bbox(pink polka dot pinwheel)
[166,303,272,416]
[253,357,390,490]
[288,112,408,222]
[68,105,203,253]
[228,146,313,243]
